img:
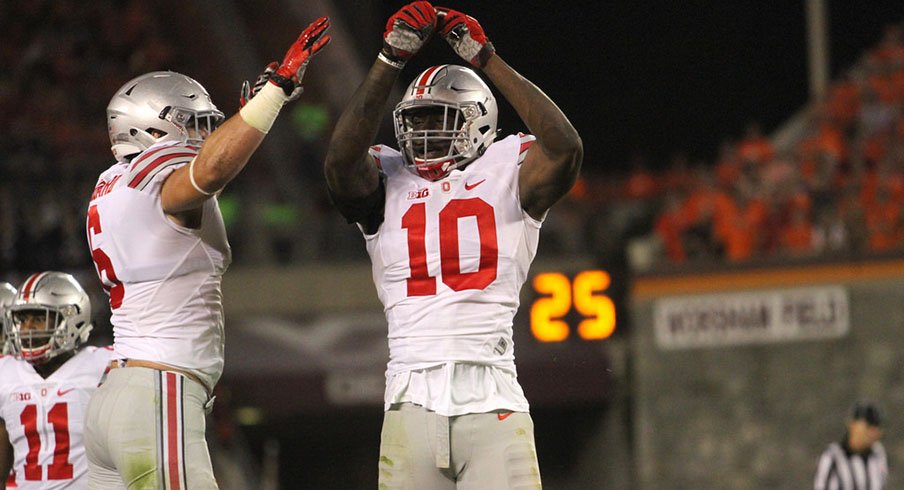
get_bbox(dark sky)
[374,1,903,173]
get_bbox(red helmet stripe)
[20,272,46,302]
[414,65,445,96]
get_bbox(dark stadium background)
[369,0,902,169]
[229,2,904,488]
[3,1,901,488]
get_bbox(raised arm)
[322,60,398,215]
[438,8,583,220]
[324,1,437,225]
[484,56,583,220]
[161,17,331,217]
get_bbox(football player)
[0,272,112,489]
[323,2,583,488]
[83,17,330,489]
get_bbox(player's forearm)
[324,59,399,197]
[482,55,583,165]
[160,115,266,215]
[161,116,267,214]
[192,116,267,192]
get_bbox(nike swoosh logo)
[464,179,486,191]
[497,411,513,421]
[57,387,75,396]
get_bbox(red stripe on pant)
[166,372,181,490]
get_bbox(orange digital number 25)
[530,271,616,342]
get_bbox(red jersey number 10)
[402,198,498,296]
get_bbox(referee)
[814,401,887,490]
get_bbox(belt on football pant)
[108,359,212,397]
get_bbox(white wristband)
[377,52,405,70]
[239,82,289,134]
[189,157,216,196]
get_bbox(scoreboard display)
[512,266,625,407]
[529,270,617,343]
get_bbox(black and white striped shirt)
[814,440,887,490]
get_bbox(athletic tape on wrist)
[377,52,405,70]
[189,157,215,196]
[239,82,289,134]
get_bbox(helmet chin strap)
[414,157,456,181]
[22,344,52,364]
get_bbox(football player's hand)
[240,62,285,107]
[380,1,437,69]
[436,7,495,68]
[270,16,331,98]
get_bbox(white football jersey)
[366,134,541,415]
[0,347,113,489]
[86,141,231,391]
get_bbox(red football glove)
[269,16,331,97]
[436,7,495,68]
[380,1,437,68]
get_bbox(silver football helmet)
[393,65,498,181]
[5,272,93,364]
[107,71,225,161]
[0,282,16,355]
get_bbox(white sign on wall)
[653,286,849,349]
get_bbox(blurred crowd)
[638,24,904,267]
[0,1,184,273]
[554,23,904,270]
[2,1,903,275]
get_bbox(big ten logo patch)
[407,188,430,200]
[10,392,31,402]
